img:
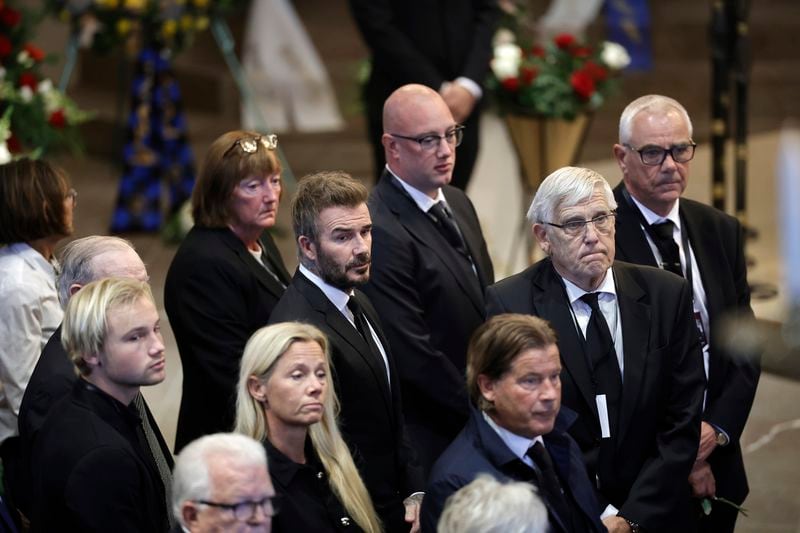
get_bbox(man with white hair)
[612,94,760,532]
[487,166,705,532]
[172,433,275,533]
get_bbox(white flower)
[16,50,33,68]
[491,43,522,79]
[601,41,631,70]
[19,86,33,102]
[0,142,11,165]
[37,79,53,94]
[493,28,517,46]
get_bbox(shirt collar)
[385,165,445,212]
[9,241,60,274]
[561,267,617,305]
[630,194,682,230]
[298,264,352,313]
[482,411,544,461]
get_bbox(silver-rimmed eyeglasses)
[624,142,696,166]
[544,213,616,237]
[389,125,465,151]
[195,495,280,521]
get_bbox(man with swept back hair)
[486,167,705,532]
[30,277,170,532]
[612,94,759,532]
[270,170,423,533]
[172,433,275,533]
[16,235,172,526]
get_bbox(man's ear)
[612,143,628,173]
[382,133,399,162]
[68,283,82,297]
[532,223,551,256]
[182,501,200,529]
[476,374,496,404]
[83,352,101,369]
[298,235,316,263]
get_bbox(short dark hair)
[466,314,558,410]
[191,130,282,227]
[0,158,71,244]
[291,171,368,243]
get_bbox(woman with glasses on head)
[165,130,291,453]
[235,322,382,533]
[0,158,76,497]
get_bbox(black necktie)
[428,201,469,258]
[579,293,622,430]
[347,296,389,384]
[650,220,683,277]
[527,442,574,532]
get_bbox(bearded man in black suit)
[611,94,760,532]
[362,84,494,476]
[486,166,706,532]
[269,171,423,533]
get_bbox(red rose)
[23,43,44,62]
[501,76,520,92]
[6,133,22,153]
[0,7,21,28]
[572,46,592,58]
[583,61,608,82]
[48,109,67,129]
[520,66,538,85]
[570,70,595,100]
[18,72,37,89]
[530,45,546,58]
[0,34,11,58]
[554,33,576,50]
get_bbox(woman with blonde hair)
[235,322,381,533]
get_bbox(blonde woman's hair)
[234,322,382,533]
[62,277,154,376]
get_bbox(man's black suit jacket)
[421,407,606,533]
[486,259,705,531]
[17,326,172,520]
[165,226,290,452]
[269,271,424,533]
[363,171,494,473]
[348,0,499,188]
[31,380,169,532]
[613,183,760,506]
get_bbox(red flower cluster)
[48,109,66,128]
[570,60,608,100]
[0,5,20,28]
[554,33,575,50]
[23,43,44,61]
[18,71,36,89]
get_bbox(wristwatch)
[714,428,729,446]
[623,517,641,533]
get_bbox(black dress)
[265,439,364,533]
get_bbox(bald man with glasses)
[362,84,494,477]
[612,94,760,533]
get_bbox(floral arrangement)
[488,4,631,120]
[45,0,245,54]
[0,1,91,163]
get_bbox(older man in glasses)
[612,94,760,532]
[362,83,494,477]
[486,166,705,533]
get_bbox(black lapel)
[612,263,651,444]
[679,202,723,324]
[221,229,286,299]
[295,273,393,414]
[531,261,597,418]
[378,174,485,314]
[445,187,492,289]
[260,231,291,284]
[613,183,659,267]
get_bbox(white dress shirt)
[482,411,544,469]
[0,243,63,444]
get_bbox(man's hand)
[440,83,476,123]
[602,515,632,533]
[404,493,423,533]
[697,421,718,461]
[689,460,716,498]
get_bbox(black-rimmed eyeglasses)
[224,134,278,158]
[389,125,465,151]
[195,495,280,521]
[544,213,616,237]
[624,142,696,166]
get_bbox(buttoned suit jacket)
[165,226,290,452]
[613,183,760,505]
[363,171,494,472]
[421,407,605,533]
[486,259,705,531]
[269,271,423,533]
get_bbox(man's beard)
[317,250,371,292]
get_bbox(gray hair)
[56,236,139,308]
[172,433,268,527]
[437,474,548,533]
[618,94,693,144]
[526,166,616,225]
